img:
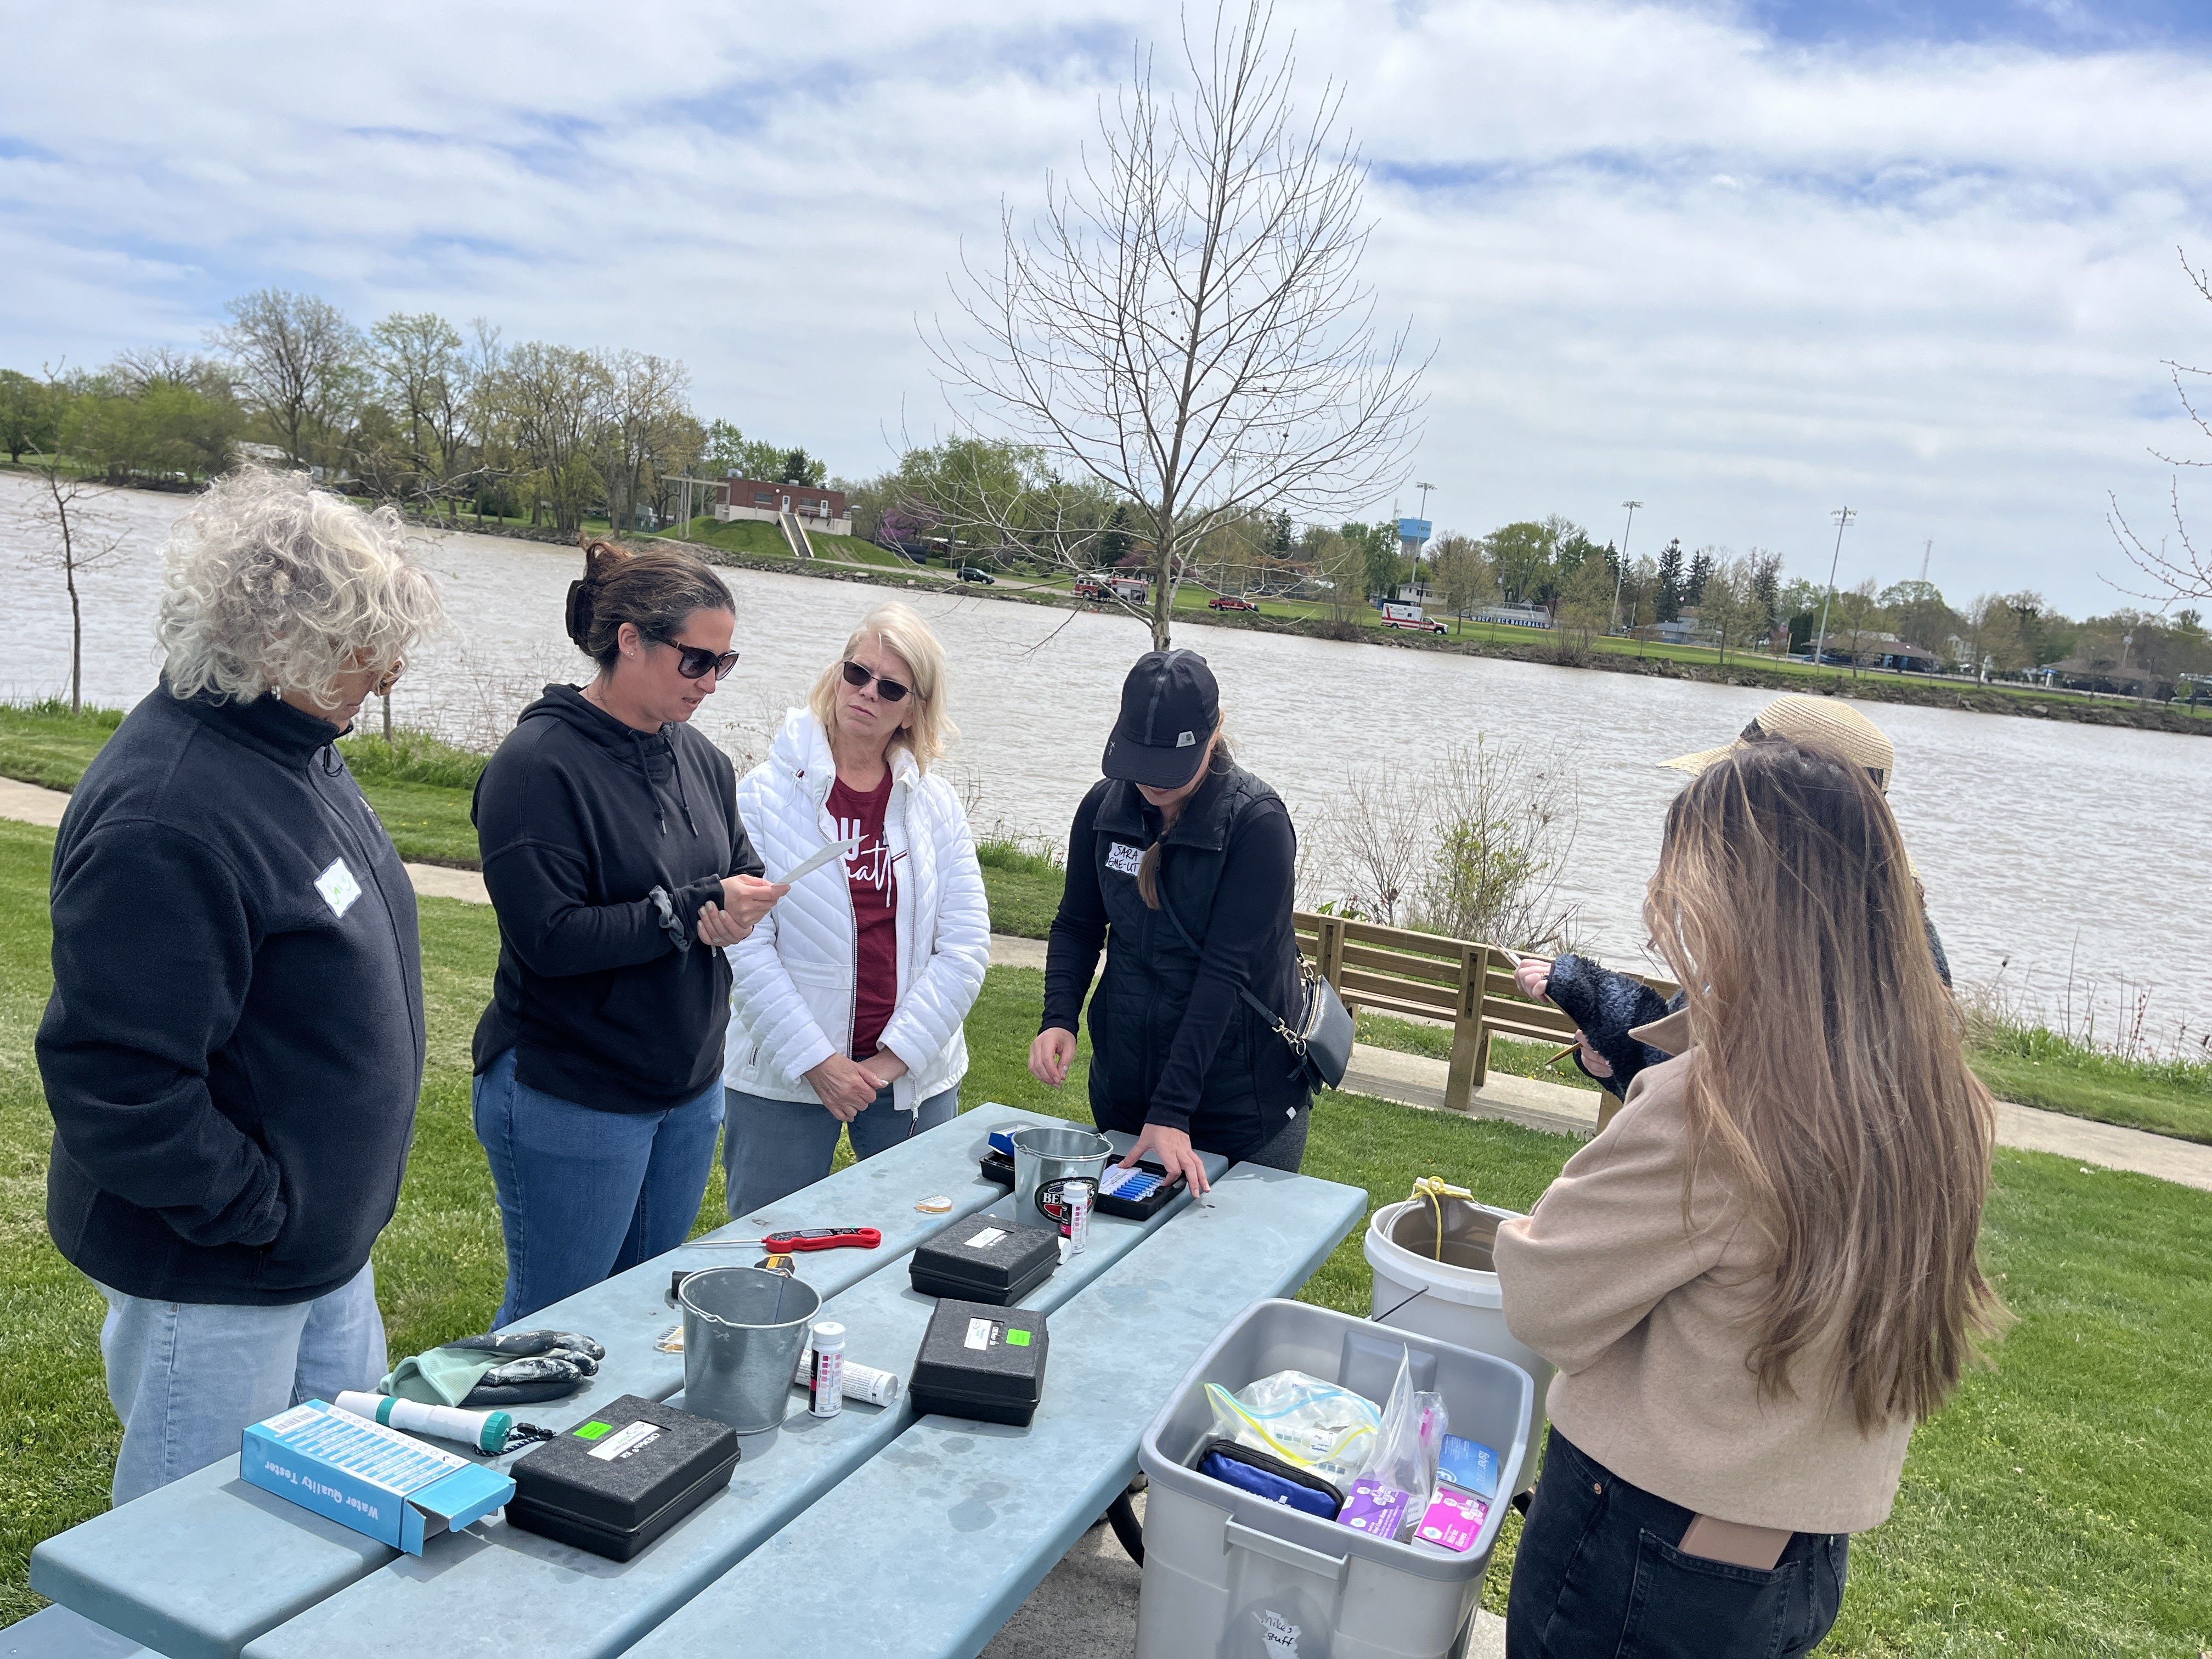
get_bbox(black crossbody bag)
[1154,873,1353,1093]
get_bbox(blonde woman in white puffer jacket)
[721,604,990,1219]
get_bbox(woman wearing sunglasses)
[719,602,989,1218]
[470,538,786,1323]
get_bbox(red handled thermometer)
[696,1227,882,1254]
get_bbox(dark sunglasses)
[841,659,911,702]
[648,633,740,680]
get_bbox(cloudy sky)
[5,0,2210,614]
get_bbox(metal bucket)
[1011,1125,1112,1231]
[679,1265,822,1433]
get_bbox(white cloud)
[3,0,2208,611]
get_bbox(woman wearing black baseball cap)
[1028,649,1311,1193]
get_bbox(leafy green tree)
[1684,548,1714,608]
[1340,520,1401,600]
[1485,521,1555,606]
[1430,533,1494,633]
[1877,579,1962,662]
[0,369,62,462]
[1654,539,1684,622]
[1551,554,1615,661]
[779,447,826,485]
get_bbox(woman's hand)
[1573,1031,1613,1079]
[1120,1122,1209,1197]
[865,1047,910,1085]
[1512,955,1554,1001]
[1028,1028,1077,1087]
[804,1054,885,1122]
[697,876,789,948]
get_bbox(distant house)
[2045,654,2174,699]
[713,477,851,537]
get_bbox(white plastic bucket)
[1364,1199,1552,1492]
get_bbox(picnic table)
[27,1110,1367,1659]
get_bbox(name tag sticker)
[315,858,362,918]
[1105,842,1144,877]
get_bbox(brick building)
[713,477,851,537]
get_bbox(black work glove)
[445,1330,605,1407]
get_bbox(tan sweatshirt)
[1493,1012,1913,1534]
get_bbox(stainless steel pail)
[679,1265,822,1433]
[1011,1125,1113,1229]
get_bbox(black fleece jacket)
[471,685,763,1114]
[39,686,426,1306]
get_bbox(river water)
[5,475,2207,1046]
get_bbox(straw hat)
[1660,693,1896,793]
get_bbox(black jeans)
[1242,1103,1311,1171]
[1506,1429,1848,1659]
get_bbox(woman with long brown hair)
[1497,737,2006,1657]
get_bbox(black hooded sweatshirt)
[471,685,763,1114]
[39,686,425,1306]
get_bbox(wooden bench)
[1294,912,1676,1111]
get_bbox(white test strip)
[774,838,861,885]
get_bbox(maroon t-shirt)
[826,770,899,1060]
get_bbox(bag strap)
[1152,857,1308,1052]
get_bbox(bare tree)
[212,289,365,469]
[12,451,129,712]
[935,1,1425,648]
[1699,556,1760,665]
[498,343,611,533]
[2109,248,2212,603]
[1550,556,1613,662]
[594,351,701,534]
[367,311,493,517]
[1322,765,1431,925]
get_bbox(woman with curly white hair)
[37,467,443,1505]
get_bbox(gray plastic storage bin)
[1136,1299,1533,1659]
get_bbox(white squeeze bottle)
[809,1321,846,1419]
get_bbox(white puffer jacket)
[723,710,990,1110]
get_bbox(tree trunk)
[67,563,82,714]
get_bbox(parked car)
[1207,594,1260,612]
[957,567,995,585]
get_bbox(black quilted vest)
[1083,763,1310,1159]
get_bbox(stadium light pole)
[1812,506,1857,670]
[1609,500,1642,634]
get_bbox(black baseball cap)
[1102,650,1219,788]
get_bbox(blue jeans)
[95,1261,385,1505]
[473,1048,724,1327]
[1506,1429,1848,1659]
[723,1082,959,1222]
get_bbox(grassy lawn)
[1966,1028,2212,1146]
[2,817,2209,1651]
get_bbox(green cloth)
[380,1346,503,1407]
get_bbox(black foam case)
[909,1299,1051,1427]
[909,1218,1060,1306]
[505,1393,740,1561]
